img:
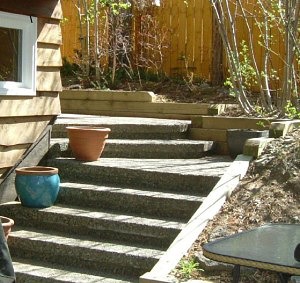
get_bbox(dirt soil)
[63,77,238,104]
[174,129,300,282]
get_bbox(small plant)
[284,100,300,119]
[176,257,203,279]
[256,119,271,130]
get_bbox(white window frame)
[0,11,37,96]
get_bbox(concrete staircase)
[0,114,232,283]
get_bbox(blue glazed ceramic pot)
[15,166,60,208]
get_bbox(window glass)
[0,27,22,82]
[0,12,36,96]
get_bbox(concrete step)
[13,258,137,283]
[1,202,184,249]
[7,114,233,282]
[52,114,191,140]
[57,182,204,221]
[8,227,164,277]
[48,138,215,159]
[43,156,232,194]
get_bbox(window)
[0,12,37,95]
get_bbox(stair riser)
[14,273,138,283]
[14,274,58,283]
[58,186,201,221]
[52,124,188,140]
[104,143,210,159]
[46,160,219,194]
[47,142,211,159]
[9,240,158,277]
[11,218,178,249]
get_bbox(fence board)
[60,0,288,83]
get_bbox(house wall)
[0,1,62,194]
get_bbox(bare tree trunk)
[82,0,90,77]
[94,0,100,81]
[211,3,224,86]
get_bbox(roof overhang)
[0,0,62,19]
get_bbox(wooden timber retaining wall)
[60,90,229,120]
[190,116,270,155]
[61,89,275,155]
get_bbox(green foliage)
[239,41,257,89]
[284,100,300,119]
[82,0,131,24]
[256,119,271,129]
[212,0,300,116]
[136,68,166,82]
[60,58,80,77]
[177,258,203,279]
[225,41,257,93]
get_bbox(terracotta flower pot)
[66,126,111,161]
[15,166,60,208]
[0,216,14,240]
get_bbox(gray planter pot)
[227,129,269,158]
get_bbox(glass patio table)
[203,224,300,283]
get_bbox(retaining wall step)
[1,202,184,249]
[57,182,204,221]
[59,91,225,119]
[8,227,164,277]
[43,157,232,194]
[52,114,191,140]
[13,258,137,283]
[48,138,215,159]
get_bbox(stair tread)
[60,181,206,201]
[54,156,232,176]
[4,202,186,229]
[33,203,186,229]
[8,114,231,281]
[10,227,164,259]
[13,258,136,283]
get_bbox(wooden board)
[62,108,196,120]
[0,0,62,19]
[0,118,51,146]
[37,43,62,67]
[38,20,62,45]
[37,67,62,92]
[60,99,213,115]
[200,116,269,130]
[61,90,155,102]
[189,128,227,142]
[0,96,61,117]
[0,144,30,168]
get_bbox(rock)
[196,251,232,272]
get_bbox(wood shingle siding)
[0,96,60,117]
[0,0,62,201]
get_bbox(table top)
[203,223,300,275]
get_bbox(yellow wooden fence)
[60,0,215,80]
[60,0,284,82]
